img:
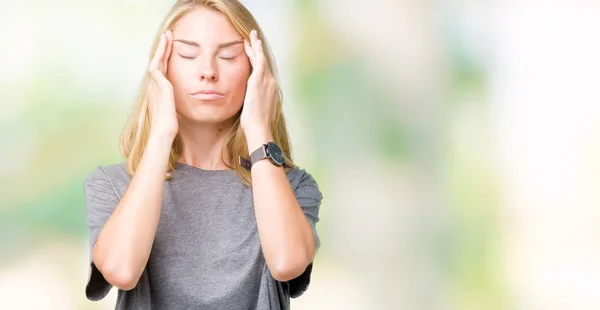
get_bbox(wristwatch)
[239,142,286,170]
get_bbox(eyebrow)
[173,39,244,49]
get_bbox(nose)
[198,57,218,82]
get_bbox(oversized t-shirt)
[83,162,322,309]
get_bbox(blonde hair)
[120,0,294,187]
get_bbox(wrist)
[148,130,176,150]
[242,123,269,135]
[245,128,273,152]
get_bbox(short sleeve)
[83,167,120,301]
[293,170,322,252]
[286,169,323,298]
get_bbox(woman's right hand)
[147,30,178,142]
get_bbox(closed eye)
[178,54,235,61]
[179,53,196,60]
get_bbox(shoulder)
[85,162,128,180]
[84,163,130,192]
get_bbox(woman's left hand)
[240,29,278,138]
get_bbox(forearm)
[247,133,315,281]
[93,134,173,290]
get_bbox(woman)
[83,0,322,309]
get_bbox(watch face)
[266,142,285,166]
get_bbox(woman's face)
[167,6,251,125]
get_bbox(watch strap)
[250,144,268,166]
[238,144,267,170]
[238,143,287,171]
[238,156,252,170]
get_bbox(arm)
[240,30,319,282]
[91,134,172,290]
[247,132,317,282]
[91,30,178,291]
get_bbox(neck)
[176,117,236,170]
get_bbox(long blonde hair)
[120,0,294,187]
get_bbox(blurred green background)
[2,1,600,309]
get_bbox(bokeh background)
[1,0,600,309]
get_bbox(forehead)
[173,6,241,42]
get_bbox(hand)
[147,30,178,142]
[241,30,279,137]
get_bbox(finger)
[249,30,265,74]
[249,39,265,77]
[254,39,266,75]
[163,30,173,75]
[149,33,167,76]
[250,30,260,57]
[244,39,255,67]
[250,29,258,45]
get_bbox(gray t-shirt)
[83,162,322,309]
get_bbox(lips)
[189,90,225,100]
[191,90,223,95]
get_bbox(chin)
[179,108,241,125]
[177,98,242,123]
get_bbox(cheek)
[222,62,251,93]
[166,61,194,111]
[166,59,189,88]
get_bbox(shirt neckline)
[175,162,236,174]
